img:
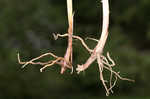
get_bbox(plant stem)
[96,0,109,53]
[61,0,73,74]
[77,0,110,72]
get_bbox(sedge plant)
[18,0,134,96]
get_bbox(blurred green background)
[0,0,150,99]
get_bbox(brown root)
[18,52,73,74]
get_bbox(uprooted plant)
[18,0,134,96]
[75,0,134,96]
[18,0,74,74]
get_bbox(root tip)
[76,64,84,74]
[40,68,43,72]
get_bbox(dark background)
[0,0,150,99]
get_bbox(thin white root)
[103,65,134,82]
[76,51,134,95]
[86,37,99,42]
[72,35,93,53]
[98,53,134,95]
[53,33,93,53]
[18,52,58,68]
[40,57,63,72]
[53,33,68,40]
[18,52,74,73]
[70,66,74,74]
[108,76,117,93]
[107,52,115,67]
[97,54,109,96]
